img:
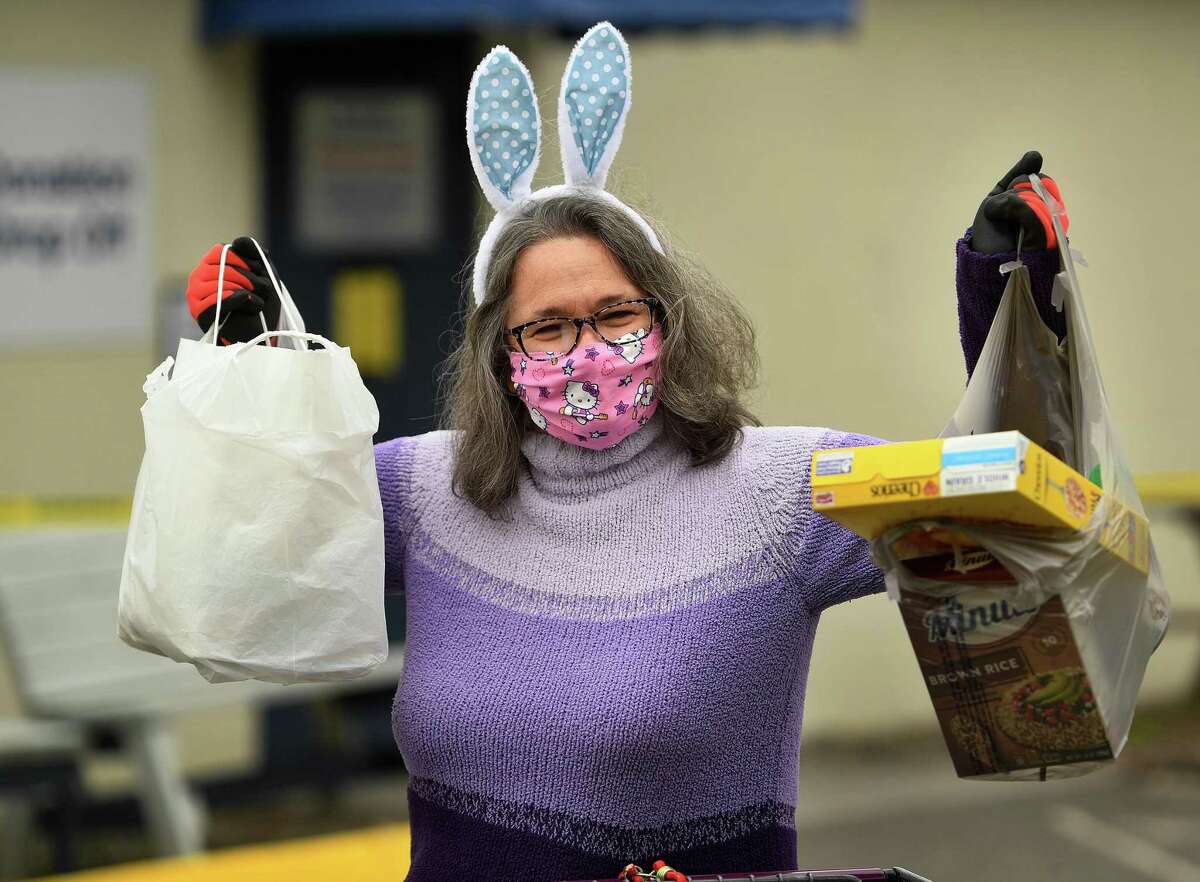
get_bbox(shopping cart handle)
[892,869,935,882]
[557,868,935,882]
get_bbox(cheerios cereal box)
[810,431,1148,576]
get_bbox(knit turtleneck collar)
[519,413,677,497]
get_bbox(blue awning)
[204,0,856,39]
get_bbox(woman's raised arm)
[785,152,1075,612]
[955,150,1070,379]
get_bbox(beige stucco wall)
[1,0,1197,789]
[0,0,261,791]
[528,0,1200,737]
[0,0,258,500]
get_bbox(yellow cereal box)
[810,431,1148,575]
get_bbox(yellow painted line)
[38,823,410,882]
[0,496,132,527]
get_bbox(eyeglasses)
[506,297,658,362]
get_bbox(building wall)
[1,0,1197,788]
[528,0,1200,736]
[0,0,258,500]
[0,0,261,791]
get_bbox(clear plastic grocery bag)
[119,241,388,684]
[873,175,1169,779]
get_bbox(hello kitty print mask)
[466,22,665,307]
[509,326,661,450]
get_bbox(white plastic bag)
[942,256,1074,466]
[875,176,1169,778]
[943,175,1146,502]
[119,241,388,684]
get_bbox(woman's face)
[505,236,642,352]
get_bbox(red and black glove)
[185,236,283,345]
[971,150,1070,254]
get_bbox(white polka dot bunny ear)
[467,46,541,211]
[558,22,630,188]
[467,23,661,307]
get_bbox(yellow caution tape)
[3,474,1194,530]
[0,496,132,528]
[1134,472,1200,506]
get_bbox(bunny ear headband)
[466,21,664,306]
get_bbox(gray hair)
[440,191,760,513]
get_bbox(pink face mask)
[508,326,662,450]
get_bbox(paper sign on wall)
[0,73,151,347]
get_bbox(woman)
[185,23,1069,882]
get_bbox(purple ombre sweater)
[374,234,1062,881]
